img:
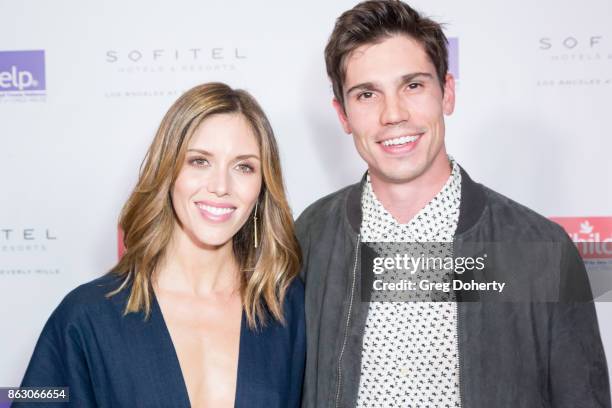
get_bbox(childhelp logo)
[551,216,612,259]
[0,50,46,94]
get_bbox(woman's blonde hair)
[109,82,301,328]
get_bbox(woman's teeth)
[197,204,235,215]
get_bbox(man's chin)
[372,168,425,185]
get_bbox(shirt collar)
[361,157,462,232]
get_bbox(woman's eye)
[236,163,255,173]
[189,157,209,167]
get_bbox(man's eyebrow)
[345,82,376,96]
[345,72,435,96]
[400,72,434,83]
[186,149,260,161]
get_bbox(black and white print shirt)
[356,158,462,408]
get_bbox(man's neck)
[369,156,452,224]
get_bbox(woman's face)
[171,113,262,248]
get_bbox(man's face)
[334,34,455,185]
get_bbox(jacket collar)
[346,165,486,236]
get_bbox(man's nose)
[380,93,409,126]
[206,167,230,197]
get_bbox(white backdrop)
[1,0,611,389]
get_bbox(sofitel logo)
[0,227,57,253]
[1,228,60,276]
[539,36,604,50]
[0,50,46,93]
[105,47,246,63]
[103,47,247,96]
[0,228,57,240]
[538,35,611,61]
[550,217,612,259]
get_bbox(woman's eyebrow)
[186,148,212,155]
[235,154,260,161]
[187,149,260,161]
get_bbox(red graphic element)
[550,216,612,259]
[118,227,125,259]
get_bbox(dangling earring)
[253,201,259,249]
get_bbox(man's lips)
[377,133,424,154]
[377,134,423,146]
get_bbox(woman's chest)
[161,295,242,407]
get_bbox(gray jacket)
[296,167,610,408]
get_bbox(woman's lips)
[195,201,236,223]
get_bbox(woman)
[15,83,305,407]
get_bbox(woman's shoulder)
[49,273,127,327]
[275,277,304,332]
[283,277,304,311]
[60,272,124,307]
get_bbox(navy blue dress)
[14,273,305,407]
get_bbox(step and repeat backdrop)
[1,0,611,388]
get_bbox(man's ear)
[332,98,352,134]
[442,73,456,116]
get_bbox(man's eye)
[407,82,422,90]
[358,91,374,100]
[190,158,209,167]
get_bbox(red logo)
[550,216,612,259]
[117,227,125,259]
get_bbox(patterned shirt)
[356,158,462,408]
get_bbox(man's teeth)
[382,135,420,146]
[197,204,235,215]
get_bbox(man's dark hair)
[325,0,449,108]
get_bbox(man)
[296,1,610,407]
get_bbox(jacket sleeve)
[13,304,97,407]
[549,235,611,407]
[295,211,312,282]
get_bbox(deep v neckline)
[151,291,245,408]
